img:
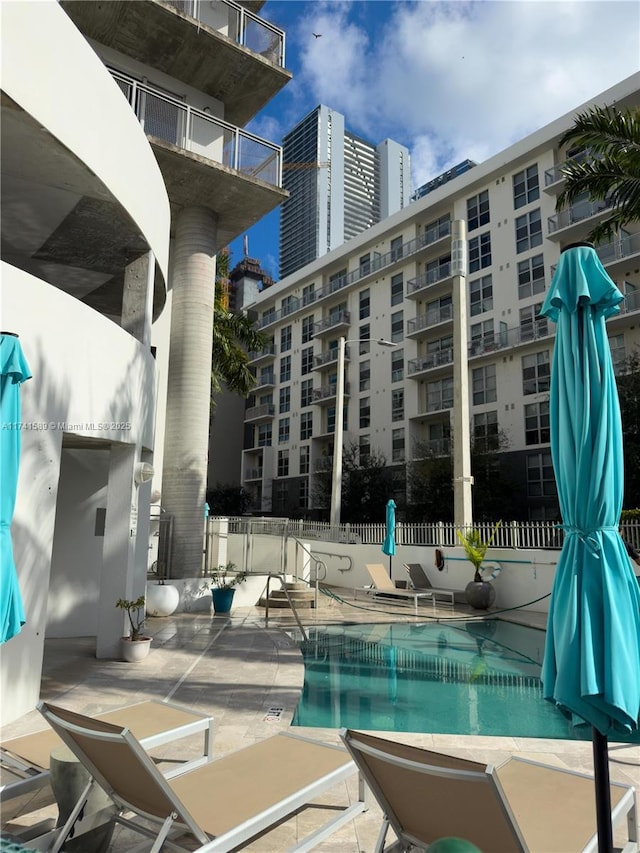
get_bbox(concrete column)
[96,444,140,658]
[122,252,153,344]
[451,220,473,527]
[162,206,217,578]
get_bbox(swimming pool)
[292,620,584,739]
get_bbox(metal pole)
[329,335,346,529]
[451,219,473,527]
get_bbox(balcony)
[596,232,640,277]
[245,402,275,422]
[543,150,591,193]
[406,304,453,338]
[61,0,291,126]
[313,347,350,370]
[312,383,350,405]
[547,198,613,242]
[407,349,454,378]
[253,372,275,391]
[249,343,276,363]
[406,263,453,300]
[313,311,351,337]
[244,467,264,481]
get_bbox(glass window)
[359,324,370,355]
[359,434,370,462]
[472,364,497,405]
[301,346,314,375]
[391,273,403,306]
[299,445,310,475]
[259,366,274,386]
[300,412,313,440]
[329,268,347,292]
[301,315,314,344]
[522,351,551,395]
[515,209,542,253]
[280,325,292,352]
[524,401,550,445]
[469,233,491,272]
[390,235,403,261]
[392,388,404,422]
[513,165,540,209]
[278,417,290,443]
[424,214,451,244]
[391,348,404,382]
[261,305,276,325]
[359,254,371,276]
[299,478,309,509]
[527,452,556,497]
[279,386,290,414]
[517,254,545,299]
[470,320,495,352]
[280,355,291,383]
[391,310,404,343]
[277,449,289,477]
[609,333,626,373]
[258,423,272,447]
[427,378,454,411]
[467,190,490,231]
[428,421,450,454]
[300,378,313,408]
[302,283,315,306]
[281,295,298,316]
[392,428,405,462]
[469,274,493,316]
[359,289,370,320]
[359,397,370,429]
[474,410,499,451]
[360,360,370,392]
[519,304,548,342]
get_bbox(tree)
[617,347,640,508]
[556,104,640,244]
[206,483,253,516]
[313,442,394,523]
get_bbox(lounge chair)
[403,563,459,609]
[1,699,214,817]
[340,728,638,853]
[37,701,367,853]
[354,564,435,615]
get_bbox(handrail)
[263,573,307,641]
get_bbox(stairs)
[258,581,315,610]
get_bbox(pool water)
[292,620,584,739]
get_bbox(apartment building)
[242,74,640,522]
[280,105,411,278]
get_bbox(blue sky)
[230,0,640,280]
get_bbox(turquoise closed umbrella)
[1,333,31,644]
[382,498,396,578]
[540,243,640,852]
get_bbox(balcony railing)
[312,383,350,403]
[313,311,351,335]
[407,304,453,335]
[248,343,276,362]
[548,198,613,233]
[408,349,454,375]
[244,467,264,480]
[313,347,349,369]
[596,232,640,265]
[245,403,275,421]
[165,0,285,66]
[544,150,591,187]
[253,373,275,390]
[110,69,282,187]
[406,263,453,297]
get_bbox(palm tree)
[556,104,640,244]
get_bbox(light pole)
[329,336,396,529]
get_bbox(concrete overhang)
[150,138,288,248]
[1,95,167,323]
[60,0,292,127]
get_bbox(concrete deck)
[2,590,639,851]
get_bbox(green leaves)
[456,522,502,582]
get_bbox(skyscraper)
[279,105,411,278]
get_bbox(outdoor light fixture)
[134,462,155,486]
[329,337,396,529]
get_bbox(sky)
[230,0,640,280]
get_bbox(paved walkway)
[2,590,639,851]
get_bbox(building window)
[517,254,545,298]
[300,412,313,440]
[273,480,287,512]
[277,449,289,476]
[327,405,337,434]
[391,348,404,382]
[427,378,454,412]
[300,378,313,408]
[513,165,540,209]
[299,445,310,475]
[359,324,370,355]
[424,214,450,243]
[391,310,404,343]
[425,254,451,284]
[280,355,291,383]
[515,208,542,253]
[280,325,292,352]
[467,190,490,231]
[301,346,314,375]
[522,351,550,395]
[329,268,347,292]
[299,478,309,509]
[359,288,370,319]
[392,428,405,462]
[360,397,370,429]
[469,274,493,316]
[279,386,290,413]
[278,417,290,443]
[258,423,272,447]
[527,452,556,497]
[469,232,491,272]
[302,283,315,306]
[519,304,547,342]
[359,434,370,462]
[359,254,371,276]
[392,388,404,422]
[281,295,298,316]
[390,235,403,261]
[472,364,497,405]
[360,360,370,392]
[609,333,626,373]
[470,319,495,352]
[427,336,453,363]
[473,410,499,452]
[525,401,550,445]
[261,305,276,325]
[302,315,314,344]
[391,273,403,306]
[428,421,450,454]
[259,366,274,386]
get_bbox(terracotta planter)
[464,580,495,611]
[121,636,152,662]
[211,588,235,614]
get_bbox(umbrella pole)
[592,728,613,853]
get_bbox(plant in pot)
[208,563,247,614]
[116,595,152,661]
[456,522,502,611]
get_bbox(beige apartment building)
[240,73,640,522]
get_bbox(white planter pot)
[121,637,152,662]
[146,582,180,617]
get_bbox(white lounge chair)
[354,564,434,614]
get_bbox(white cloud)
[283,0,640,188]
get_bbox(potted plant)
[116,595,152,661]
[456,522,502,610]
[208,563,247,614]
